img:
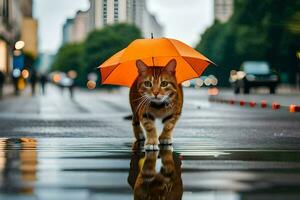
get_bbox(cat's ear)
[164,59,177,75]
[136,60,148,74]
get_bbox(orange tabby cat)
[129,59,183,150]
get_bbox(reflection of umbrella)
[99,38,214,87]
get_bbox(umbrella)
[99,38,214,87]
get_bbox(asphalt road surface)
[0,85,300,200]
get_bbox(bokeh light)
[22,69,30,79]
[182,80,190,87]
[208,87,219,96]
[204,77,211,86]
[13,69,21,78]
[68,70,77,79]
[208,75,218,86]
[87,80,96,90]
[53,74,61,83]
[195,78,204,87]
[15,41,25,50]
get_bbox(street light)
[15,41,25,50]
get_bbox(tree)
[196,0,300,86]
[51,43,85,85]
[52,23,142,87]
[84,23,142,84]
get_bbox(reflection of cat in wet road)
[128,143,183,200]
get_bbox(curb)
[209,97,300,113]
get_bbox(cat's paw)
[145,144,159,151]
[159,138,173,145]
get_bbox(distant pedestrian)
[60,76,74,98]
[40,74,48,95]
[30,70,38,96]
[12,76,19,96]
[69,81,74,99]
[0,71,5,99]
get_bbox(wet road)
[0,86,300,200]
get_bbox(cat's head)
[136,59,178,104]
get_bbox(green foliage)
[51,23,142,87]
[196,0,300,86]
[84,23,142,80]
[51,43,85,85]
[52,43,84,72]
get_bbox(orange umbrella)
[99,38,214,87]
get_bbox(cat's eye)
[160,81,168,87]
[144,81,152,87]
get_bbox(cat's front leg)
[141,114,159,151]
[132,115,145,141]
[159,113,180,145]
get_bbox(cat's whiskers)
[137,95,151,116]
[136,96,148,114]
[133,95,147,102]
[142,95,151,114]
[145,97,151,116]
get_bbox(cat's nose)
[153,91,159,97]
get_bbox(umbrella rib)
[167,39,200,77]
[182,57,202,78]
[168,39,215,65]
[101,63,120,84]
[167,39,181,57]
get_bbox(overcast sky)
[34,0,213,53]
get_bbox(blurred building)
[72,10,90,43]
[21,17,38,58]
[0,0,23,73]
[0,0,38,74]
[62,18,74,44]
[63,10,90,44]
[20,0,38,58]
[214,0,233,23]
[20,0,33,17]
[62,0,163,44]
[126,0,163,38]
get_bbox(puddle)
[0,138,300,200]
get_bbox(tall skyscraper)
[62,0,163,44]
[214,0,233,23]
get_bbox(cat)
[129,59,183,150]
[127,143,183,200]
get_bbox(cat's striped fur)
[129,59,183,150]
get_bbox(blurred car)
[230,61,279,94]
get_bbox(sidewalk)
[1,83,14,99]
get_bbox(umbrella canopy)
[99,38,214,87]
